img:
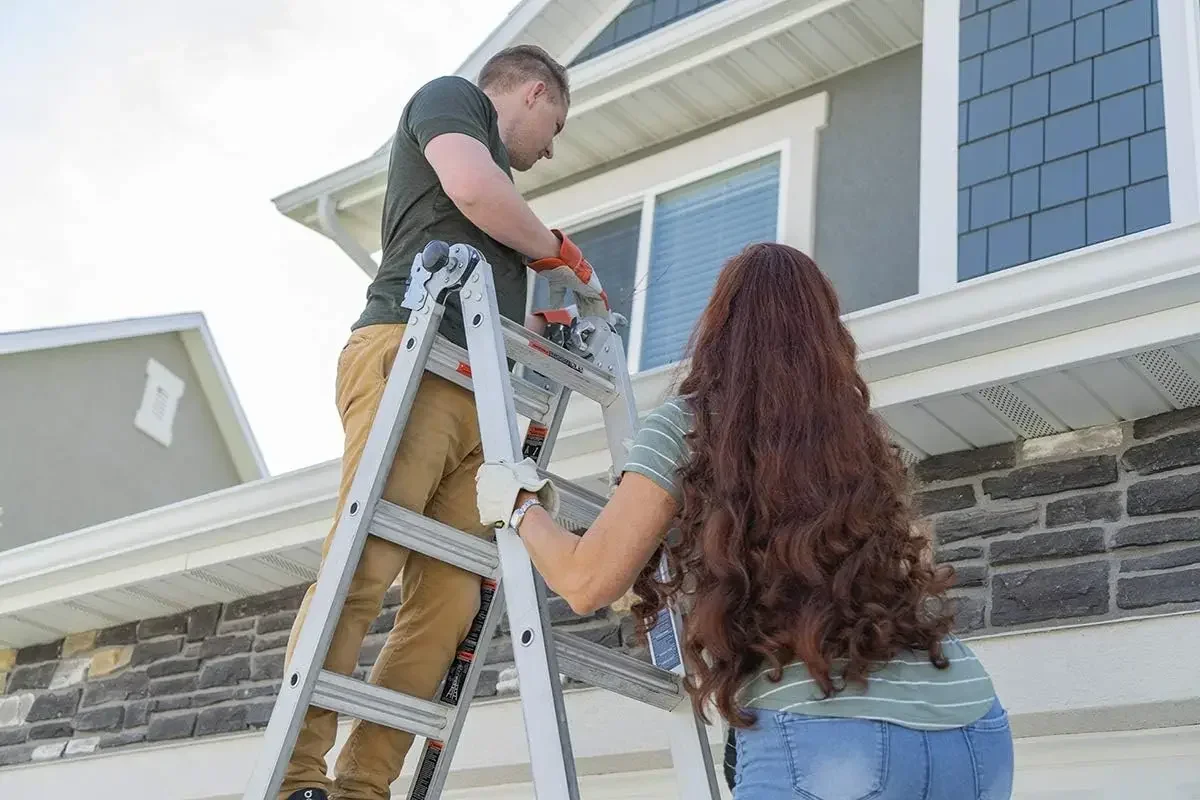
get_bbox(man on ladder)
[277,44,606,800]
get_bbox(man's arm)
[423,133,560,261]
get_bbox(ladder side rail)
[241,262,463,800]
[458,246,582,800]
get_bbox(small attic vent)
[135,358,185,447]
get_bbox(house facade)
[2,1,1200,797]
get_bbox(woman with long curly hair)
[476,242,1014,799]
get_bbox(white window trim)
[526,91,827,373]
[918,0,1200,295]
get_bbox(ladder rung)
[310,670,452,741]
[539,470,608,530]
[499,318,619,405]
[553,630,685,712]
[369,500,500,579]
[428,336,554,421]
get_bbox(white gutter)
[317,194,380,278]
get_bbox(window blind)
[640,154,781,370]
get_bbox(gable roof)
[0,312,268,483]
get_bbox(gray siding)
[812,46,923,313]
[957,0,1169,279]
[0,333,242,551]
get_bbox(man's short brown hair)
[478,45,570,106]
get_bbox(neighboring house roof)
[0,312,268,485]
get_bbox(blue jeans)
[732,698,1014,799]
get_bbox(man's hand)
[529,230,611,319]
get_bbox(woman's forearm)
[511,494,599,614]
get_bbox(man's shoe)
[286,790,328,800]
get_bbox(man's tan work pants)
[278,323,491,800]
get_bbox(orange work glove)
[529,230,610,319]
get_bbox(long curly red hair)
[629,242,957,728]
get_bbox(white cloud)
[0,0,521,474]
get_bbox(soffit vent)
[259,553,317,582]
[184,568,252,597]
[974,384,1062,439]
[1129,348,1200,408]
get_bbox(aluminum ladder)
[242,240,721,800]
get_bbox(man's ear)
[526,79,548,107]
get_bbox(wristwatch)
[509,497,542,533]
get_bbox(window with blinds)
[532,211,642,354]
[639,154,781,370]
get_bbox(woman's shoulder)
[622,395,696,502]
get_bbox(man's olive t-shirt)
[352,76,528,348]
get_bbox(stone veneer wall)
[1,407,1198,769]
[0,582,626,768]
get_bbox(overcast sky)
[0,0,521,475]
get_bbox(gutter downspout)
[316,194,380,278]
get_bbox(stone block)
[950,594,987,632]
[1094,41,1149,100]
[1117,569,1200,609]
[253,632,292,653]
[124,700,152,728]
[149,674,197,697]
[245,699,276,728]
[62,631,97,658]
[154,695,191,712]
[1133,407,1200,441]
[222,584,309,621]
[937,545,985,563]
[147,712,196,742]
[992,561,1110,625]
[217,618,256,635]
[357,634,387,667]
[49,658,90,691]
[1123,431,1200,475]
[131,636,183,668]
[989,527,1106,565]
[199,634,254,660]
[136,613,188,640]
[1100,88,1145,144]
[1120,545,1200,573]
[99,731,146,750]
[198,655,251,689]
[1127,473,1200,516]
[82,672,149,707]
[27,689,82,723]
[0,694,35,728]
[0,728,28,746]
[1126,176,1170,234]
[88,646,133,679]
[145,657,201,679]
[8,662,56,692]
[251,652,285,682]
[64,737,101,757]
[935,505,1039,544]
[0,649,14,672]
[28,720,73,741]
[31,741,66,761]
[915,485,977,515]
[952,565,988,588]
[984,455,1116,499]
[196,705,248,737]
[16,639,62,665]
[1046,491,1122,526]
[186,604,222,642]
[255,610,298,636]
[915,443,1016,483]
[0,743,38,766]
[95,622,138,647]
[190,688,236,708]
[1114,517,1200,548]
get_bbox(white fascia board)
[0,460,339,611]
[271,149,390,225]
[0,312,206,355]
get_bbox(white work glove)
[530,229,611,322]
[475,458,560,528]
